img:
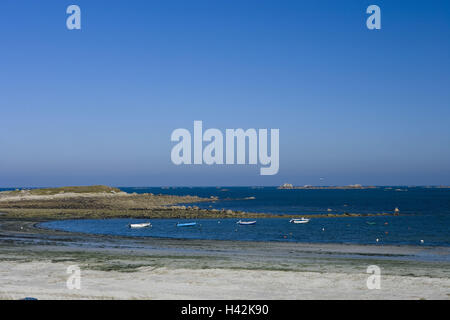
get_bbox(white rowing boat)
[129,222,151,228]
[290,218,310,224]
[237,220,256,225]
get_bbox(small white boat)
[129,222,151,228]
[237,220,256,225]
[290,218,310,224]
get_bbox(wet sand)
[0,219,449,300]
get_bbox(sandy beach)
[2,261,448,300]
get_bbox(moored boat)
[237,220,256,225]
[290,218,310,224]
[176,222,197,227]
[129,222,151,228]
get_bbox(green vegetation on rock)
[15,185,121,195]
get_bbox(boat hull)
[237,220,257,225]
[290,219,310,224]
[176,222,197,227]
[129,223,151,228]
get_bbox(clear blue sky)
[1,0,449,187]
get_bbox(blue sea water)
[38,187,450,246]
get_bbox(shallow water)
[115,187,450,246]
[40,214,449,247]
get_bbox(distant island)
[277,184,449,189]
[278,183,377,190]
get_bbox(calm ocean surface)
[37,187,450,246]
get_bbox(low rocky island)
[0,185,394,220]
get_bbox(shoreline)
[2,218,450,272]
[0,218,449,299]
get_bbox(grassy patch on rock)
[11,185,122,195]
